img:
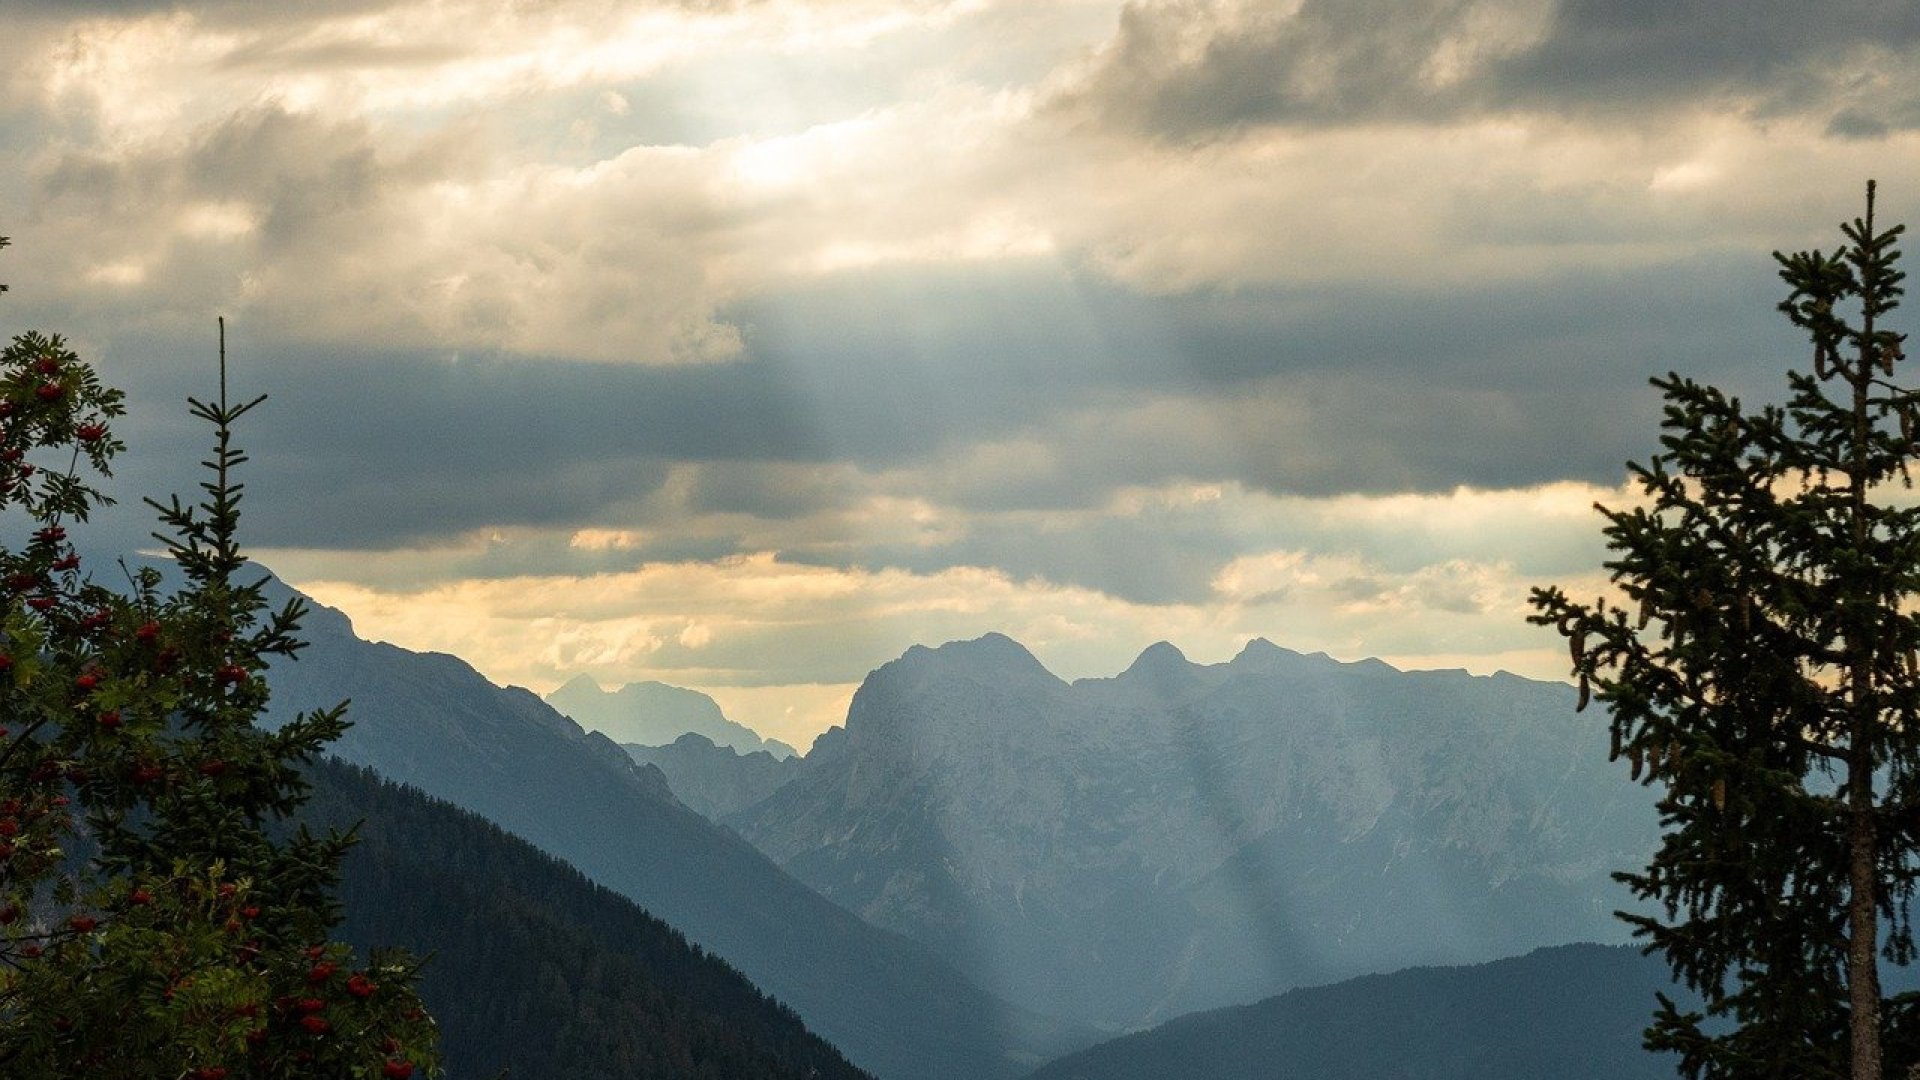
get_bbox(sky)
[3,0,1919,747]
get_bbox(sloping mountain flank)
[1023,944,1681,1080]
[303,757,873,1080]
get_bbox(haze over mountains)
[548,675,798,758]
[627,733,804,819]
[240,562,1667,1077]
[258,583,1089,1080]
[728,634,1660,1029]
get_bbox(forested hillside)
[1024,944,1680,1080]
[299,757,873,1080]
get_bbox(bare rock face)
[731,634,1658,1030]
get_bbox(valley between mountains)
[255,569,1674,1079]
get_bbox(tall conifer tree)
[1532,183,1920,1080]
[0,242,439,1079]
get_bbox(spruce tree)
[0,240,439,1079]
[1531,183,1920,1080]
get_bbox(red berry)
[383,1061,414,1079]
[305,945,326,959]
[135,621,160,642]
[300,1015,330,1035]
[296,997,325,1013]
[74,672,99,691]
[26,596,54,611]
[97,710,121,729]
[35,382,62,401]
[218,882,237,897]
[241,905,260,919]
[308,961,337,983]
[35,358,59,375]
[51,554,79,571]
[199,760,228,777]
[0,904,18,923]
[75,422,106,443]
[129,888,152,905]
[346,973,376,998]
[215,664,248,686]
[0,655,11,671]
[192,1067,228,1080]
[68,914,97,933]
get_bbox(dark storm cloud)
[1059,0,1920,139]
[61,247,1793,560]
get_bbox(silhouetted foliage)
[1533,183,1920,1080]
[0,238,438,1080]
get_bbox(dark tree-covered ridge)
[301,757,874,1080]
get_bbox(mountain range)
[626,733,804,819]
[548,674,797,757]
[260,587,1090,1080]
[727,633,1661,1029]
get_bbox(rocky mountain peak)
[884,632,1063,689]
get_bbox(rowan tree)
[0,236,440,1079]
[1531,184,1920,1080]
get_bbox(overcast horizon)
[5,0,1919,745]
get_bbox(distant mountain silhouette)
[626,733,803,819]
[730,634,1660,1029]
[260,586,1092,1080]
[304,757,873,1080]
[1023,944,1682,1080]
[549,675,797,757]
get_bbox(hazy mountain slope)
[1023,945,1680,1080]
[303,757,874,1080]
[263,594,1089,1080]
[549,675,797,757]
[731,634,1659,1029]
[625,733,803,819]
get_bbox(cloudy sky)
[3,0,1917,746]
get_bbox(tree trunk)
[1850,786,1885,1080]
[1847,179,1885,1080]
